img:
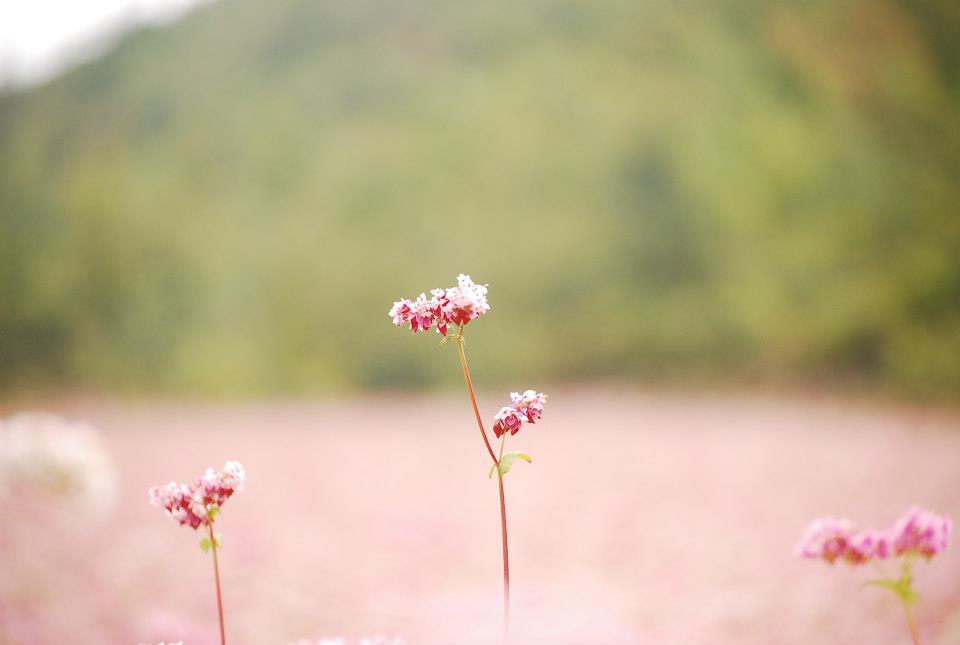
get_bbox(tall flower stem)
[901,599,921,645]
[207,523,226,645]
[496,469,510,641]
[896,560,921,645]
[454,332,510,640]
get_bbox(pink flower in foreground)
[891,506,952,559]
[845,530,891,565]
[389,298,415,327]
[196,460,245,508]
[389,294,437,333]
[389,274,489,335]
[492,389,548,438]
[493,407,524,438]
[798,507,951,645]
[148,461,245,530]
[149,481,204,529]
[796,507,950,566]
[440,274,490,326]
[795,516,856,564]
[510,389,547,423]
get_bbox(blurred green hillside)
[1,0,959,396]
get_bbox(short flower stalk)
[796,506,951,645]
[149,461,245,645]
[390,275,547,641]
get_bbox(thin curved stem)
[208,523,226,645]
[454,332,510,641]
[455,335,499,467]
[902,599,921,645]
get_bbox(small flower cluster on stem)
[796,506,951,565]
[389,274,489,336]
[796,506,951,645]
[149,461,245,531]
[493,390,547,438]
[149,461,245,645]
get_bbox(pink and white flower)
[510,390,548,423]
[492,389,548,438]
[149,481,205,529]
[439,274,490,326]
[388,298,415,327]
[389,274,489,335]
[493,407,524,438]
[148,461,245,530]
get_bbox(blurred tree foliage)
[1,0,958,396]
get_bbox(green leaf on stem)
[199,536,211,553]
[207,505,220,521]
[214,533,223,549]
[864,576,919,606]
[488,451,533,478]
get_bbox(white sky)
[0,0,208,87]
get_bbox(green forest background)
[1,0,958,397]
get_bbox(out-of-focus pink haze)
[2,391,958,645]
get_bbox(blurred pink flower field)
[2,390,959,645]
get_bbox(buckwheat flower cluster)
[0,412,117,512]
[389,274,490,335]
[892,506,953,559]
[493,390,548,438]
[794,516,858,564]
[148,461,245,530]
[796,506,951,566]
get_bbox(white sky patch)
[0,0,210,87]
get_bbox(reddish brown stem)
[497,471,510,641]
[208,523,226,645]
[455,336,500,467]
[455,334,510,641]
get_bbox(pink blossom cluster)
[492,390,548,438]
[148,461,245,530]
[892,506,953,559]
[796,506,951,565]
[389,274,490,335]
